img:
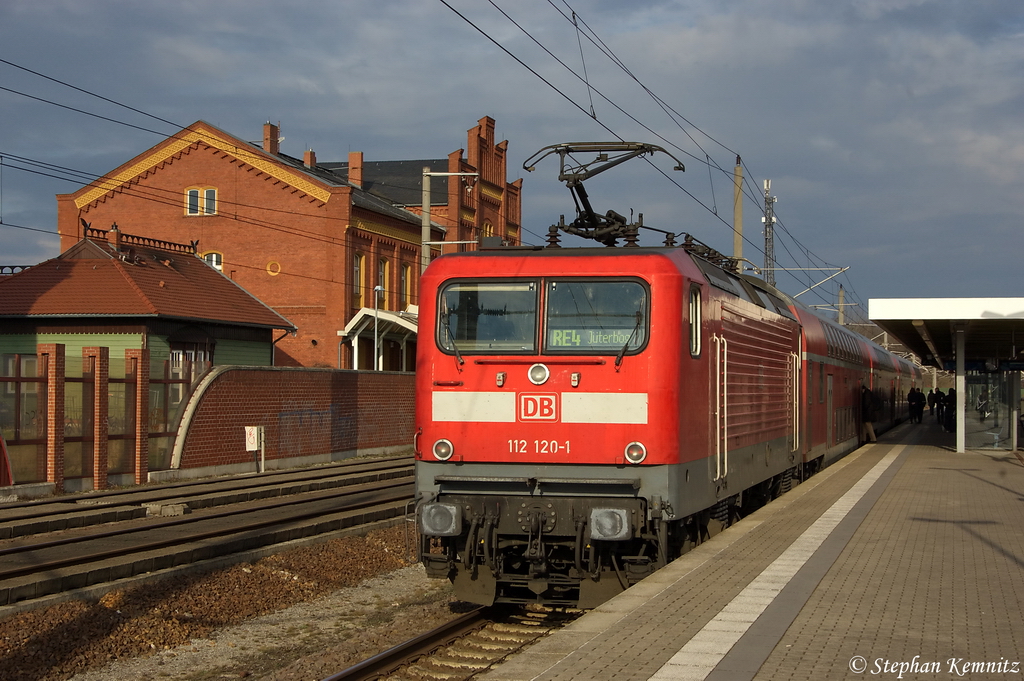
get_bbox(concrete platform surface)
[482,420,1024,680]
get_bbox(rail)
[322,607,489,681]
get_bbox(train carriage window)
[823,324,836,359]
[845,332,858,363]
[874,348,893,373]
[689,285,702,357]
[544,279,648,355]
[438,281,538,354]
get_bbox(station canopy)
[869,298,1024,371]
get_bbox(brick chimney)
[348,151,363,189]
[109,222,122,251]
[304,149,317,168]
[263,122,279,155]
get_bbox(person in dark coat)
[943,388,957,432]
[861,385,877,443]
[918,388,927,422]
[934,388,945,423]
[927,389,936,417]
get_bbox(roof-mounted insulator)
[546,224,562,248]
[623,226,640,248]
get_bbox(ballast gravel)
[0,526,464,681]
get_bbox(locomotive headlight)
[528,363,550,385]
[589,508,631,541]
[624,441,647,464]
[420,502,462,536]
[432,439,454,461]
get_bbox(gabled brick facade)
[56,117,522,368]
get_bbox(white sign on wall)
[244,426,264,452]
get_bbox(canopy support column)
[955,325,966,453]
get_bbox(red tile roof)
[0,236,294,330]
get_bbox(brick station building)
[56,116,523,369]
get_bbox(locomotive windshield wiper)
[614,310,643,370]
[441,314,465,365]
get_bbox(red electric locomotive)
[414,144,919,608]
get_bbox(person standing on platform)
[906,388,918,423]
[976,389,990,422]
[861,385,877,443]
[934,388,945,423]
[927,389,936,417]
[943,388,957,432]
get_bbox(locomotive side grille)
[721,304,800,451]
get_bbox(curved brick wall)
[176,367,414,470]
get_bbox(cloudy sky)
[1,0,1022,323]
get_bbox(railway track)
[325,605,578,681]
[0,456,415,611]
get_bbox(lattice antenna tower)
[762,179,777,286]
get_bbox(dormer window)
[186,187,217,216]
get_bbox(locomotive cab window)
[438,281,538,354]
[544,279,648,355]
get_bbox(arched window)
[399,264,411,310]
[202,251,223,272]
[378,259,389,310]
[353,254,364,308]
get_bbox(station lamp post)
[373,285,383,371]
[421,168,479,274]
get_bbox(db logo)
[518,393,559,421]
